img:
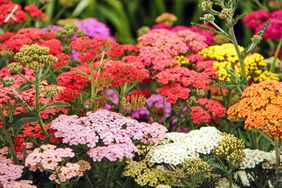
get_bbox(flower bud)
[3,77,15,87]
[200,1,213,12]
[219,8,233,19]
[44,87,58,98]
[202,14,215,24]
[137,26,150,37]
[155,13,177,25]
[8,63,23,74]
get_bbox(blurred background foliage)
[14,0,277,46]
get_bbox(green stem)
[105,162,114,188]
[0,108,18,164]
[270,40,282,72]
[275,139,281,177]
[35,72,48,137]
[229,28,247,83]
[90,61,96,103]
[228,172,233,188]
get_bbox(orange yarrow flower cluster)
[228,80,282,141]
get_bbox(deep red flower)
[24,4,43,18]
[71,37,124,63]
[0,2,27,25]
[156,83,191,103]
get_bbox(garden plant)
[0,0,281,188]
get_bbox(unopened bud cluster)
[14,44,57,71]
[8,63,23,74]
[200,0,235,23]
[155,13,177,25]
[3,77,15,87]
[213,133,245,166]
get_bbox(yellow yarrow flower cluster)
[174,55,190,66]
[123,158,167,187]
[200,43,279,82]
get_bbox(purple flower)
[74,18,111,39]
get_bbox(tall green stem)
[275,139,281,177]
[90,61,96,103]
[35,72,48,136]
[270,40,282,72]
[0,109,18,164]
[229,28,246,82]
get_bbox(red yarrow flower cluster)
[71,37,124,63]
[190,98,226,124]
[0,1,27,26]
[24,4,43,18]
[0,28,70,68]
[102,56,150,88]
[14,123,60,154]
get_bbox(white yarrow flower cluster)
[186,127,222,154]
[148,127,222,165]
[240,149,277,169]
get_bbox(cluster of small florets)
[0,147,36,187]
[25,144,75,172]
[51,109,167,162]
[48,160,91,184]
[213,133,245,166]
[190,98,226,124]
[123,157,167,187]
[243,9,282,40]
[148,127,222,165]
[200,43,279,82]
[138,28,212,103]
[240,149,277,169]
[14,44,57,71]
[228,80,282,141]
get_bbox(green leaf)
[244,19,270,55]
[17,82,31,92]
[191,22,222,35]
[40,102,71,111]
[233,13,246,25]
[71,0,89,17]
[14,116,37,127]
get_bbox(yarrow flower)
[138,28,212,103]
[51,109,167,162]
[48,160,91,184]
[130,94,172,122]
[70,36,123,63]
[74,18,111,39]
[14,44,57,71]
[24,4,43,18]
[200,43,279,82]
[0,1,27,26]
[243,9,282,40]
[228,80,282,141]
[190,98,226,124]
[102,57,150,87]
[25,144,75,172]
[240,149,277,169]
[148,127,222,165]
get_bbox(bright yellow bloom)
[174,55,190,66]
[200,43,279,82]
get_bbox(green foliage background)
[15,0,272,45]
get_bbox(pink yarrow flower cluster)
[51,109,167,162]
[243,9,282,39]
[25,144,75,172]
[138,29,211,103]
[0,147,36,187]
